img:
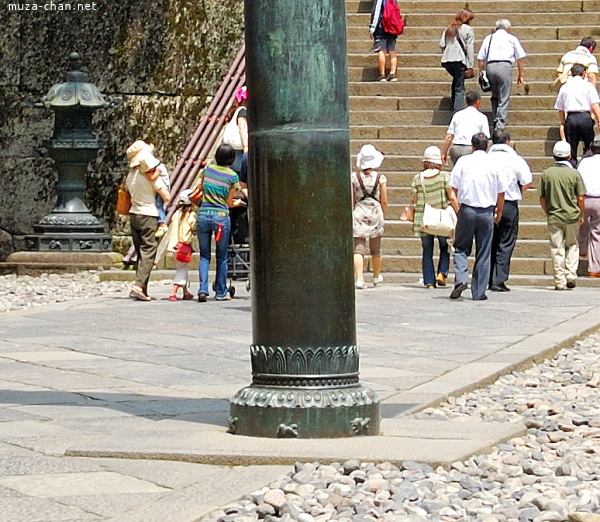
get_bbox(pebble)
[210,331,600,521]
[0,272,170,313]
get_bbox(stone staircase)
[347,0,600,286]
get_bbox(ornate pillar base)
[229,344,380,438]
[229,385,380,438]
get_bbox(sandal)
[168,295,178,302]
[183,293,194,300]
[130,285,151,301]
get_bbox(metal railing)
[165,44,246,224]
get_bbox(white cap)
[553,141,571,159]
[356,144,384,170]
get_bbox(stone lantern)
[24,52,120,253]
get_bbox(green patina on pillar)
[229,0,380,438]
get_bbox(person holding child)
[166,189,197,301]
[124,140,171,301]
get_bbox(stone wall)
[0,0,244,260]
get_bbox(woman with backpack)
[440,8,475,113]
[352,144,388,289]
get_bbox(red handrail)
[166,44,246,223]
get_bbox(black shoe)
[197,293,208,302]
[450,282,468,299]
[473,295,488,301]
[567,280,576,289]
[491,283,510,292]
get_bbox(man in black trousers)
[488,129,533,291]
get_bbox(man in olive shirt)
[538,141,586,290]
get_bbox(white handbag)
[419,172,457,237]
[421,203,457,237]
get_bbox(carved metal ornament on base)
[25,52,121,253]
[230,0,380,438]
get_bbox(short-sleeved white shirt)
[126,168,167,217]
[447,106,491,146]
[488,144,533,201]
[477,29,527,64]
[555,75,600,113]
[577,154,600,196]
[450,150,508,207]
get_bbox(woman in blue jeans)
[191,144,241,302]
[410,146,460,289]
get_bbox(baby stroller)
[226,201,250,296]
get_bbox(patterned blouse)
[410,169,451,237]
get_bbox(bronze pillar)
[229,0,380,438]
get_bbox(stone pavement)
[1,278,600,521]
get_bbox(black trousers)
[565,112,595,164]
[490,200,519,287]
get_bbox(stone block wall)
[0,0,244,260]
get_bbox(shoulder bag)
[419,173,457,237]
[116,181,131,215]
[478,32,494,92]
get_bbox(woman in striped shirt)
[410,146,460,289]
[193,144,242,302]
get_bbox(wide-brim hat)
[126,140,155,168]
[553,141,571,159]
[138,151,160,174]
[423,145,443,165]
[356,144,384,170]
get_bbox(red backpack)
[382,0,405,36]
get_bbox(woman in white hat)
[351,144,388,289]
[410,146,460,289]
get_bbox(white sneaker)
[355,280,367,290]
[373,274,384,286]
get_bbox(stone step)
[385,219,550,240]
[347,53,566,68]
[350,124,561,142]
[346,38,583,54]
[356,272,600,287]
[347,12,598,28]
[346,0,596,14]
[363,155,552,172]
[349,80,559,97]
[384,203,545,222]
[350,108,559,126]
[346,26,596,41]
[385,187,542,205]
[351,138,557,157]
[348,66,557,82]
[380,236,550,257]
[376,254,551,274]
[382,171,544,188]
[350,95,557,111]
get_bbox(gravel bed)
[204,333,600,522]
[0,272,169,313]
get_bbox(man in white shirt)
[449,133,507,301]
[577,136,600,277]
[556,37,598,86]
[477,19,527,131]
[555,64,600,164]
[441,90,490,166]
[488,129,533,292]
